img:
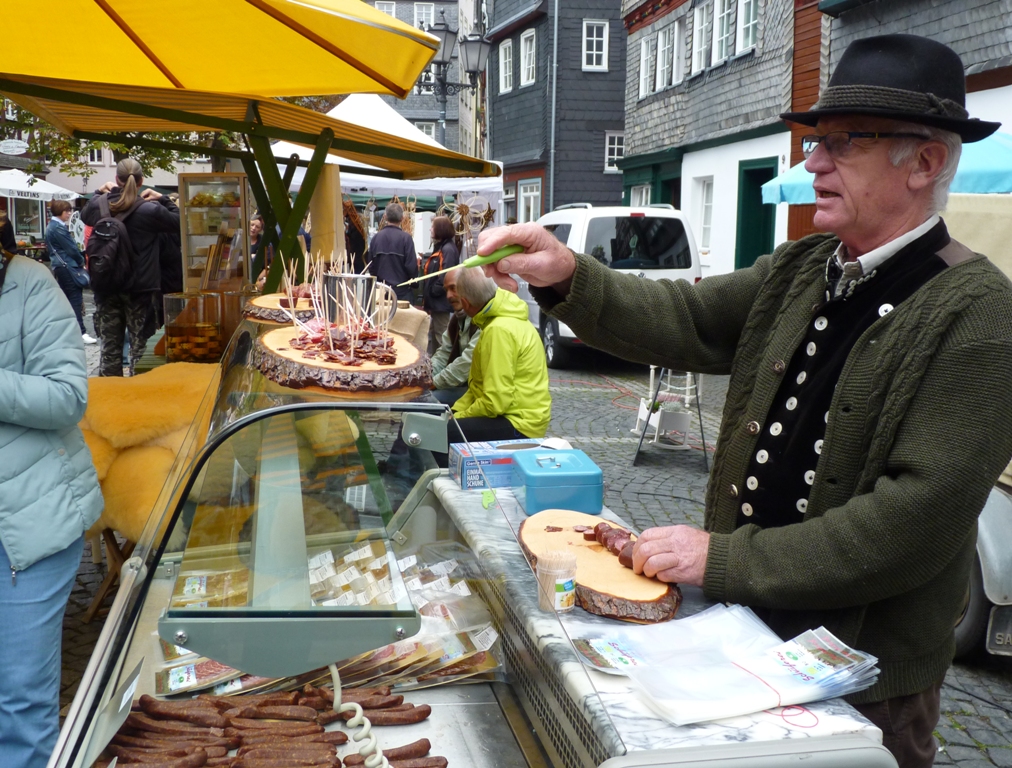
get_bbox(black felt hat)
[780,34,1000,143]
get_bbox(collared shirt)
[830,215,940,298]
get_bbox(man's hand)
[632,525,710,587]
[476,223,576,293]
[140,188,163,201]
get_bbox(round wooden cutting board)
[519,509,681,623]
[243,293,316,324]
[252,325,432,395]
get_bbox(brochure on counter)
[567,604,879,725]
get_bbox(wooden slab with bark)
[519,509,681,623]
[253,327,432,396]
[244,294,316,324]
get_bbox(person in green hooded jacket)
[444,266,550,454]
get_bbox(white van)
[519,204,702,368]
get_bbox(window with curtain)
[413,3,434,29]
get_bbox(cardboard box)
[449,438,545,490]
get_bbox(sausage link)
[237,743,335,756]
[127,713,223,737]
[233,759,339,768]
[343,738,431,765]
[141,695,229,728]
[238,730,348,747]
[107,744,190,761]
[388,758,448,768]
[357,705,431,725]
[298,696,328,710]
[238,746,335,761]
[224,705,318,722]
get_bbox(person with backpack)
[0,247,103,768]
[82,158,179,376]
[421,215,461,355]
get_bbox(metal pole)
[548,0,560,211]
[437,64,448,147]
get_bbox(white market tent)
[273,95,503,210]
[0,168,79,201]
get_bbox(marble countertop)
[430,477,882,757]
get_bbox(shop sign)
[0,139,29,156]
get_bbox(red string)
[767,705,820,729]
[731,661,783,708]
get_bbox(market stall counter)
[51,322,897,768]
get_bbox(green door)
[735,157,778,270]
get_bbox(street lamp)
[424,9,491,147]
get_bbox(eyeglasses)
[801,131,929,159]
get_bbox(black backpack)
[86,195,143,294]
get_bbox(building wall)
[45,151,213,196]
[371,1,461,148]
[826,0,1012,72]
[680,130,790,276]
[624,0,794,159]
[489,16,551,172]
[552,0,627,207]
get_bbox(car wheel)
[542,318,571,369]
[954,553,991,659]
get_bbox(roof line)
[92,0,184,88]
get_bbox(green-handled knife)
[399,244,524,287]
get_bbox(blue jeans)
[0,536,83,768]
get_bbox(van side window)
[585,216,692,270]
[543,223,572,245]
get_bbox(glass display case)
[51,317,894,768]
[178,173,251,293]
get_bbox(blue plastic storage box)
[511,449,603,516]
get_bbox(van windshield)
[584,216,692,270]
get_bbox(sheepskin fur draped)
[81,363,219,543]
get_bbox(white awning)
[0,168,79,201]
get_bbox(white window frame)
[520,30,537,86]
[413,2,434,30]
[630,184,651,207]
[713,0,734,64]
[415,122,435,139]
[672,19,685,84]
[194,154,211,164]
[582,20,609,71]
[375,1,396,16]
[3,99,16,120]
[656,26,674,90]
[699,177,714,249]
[736,0,758,52]
[87,148,104,165]
[638,36,657,98]
[518,179,541,223]
[691,3,712,74]
[605,132,624,173]
[499,39,513,93]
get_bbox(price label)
[182,576,207,596]
[396,555,417,571]
[469,625,499,652]
[168,664,197,692]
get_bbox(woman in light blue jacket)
[0,251,103,768]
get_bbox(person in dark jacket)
[368,203,417,301]
[0,210,17,255]
[44,200,96,344]
[82,158,179,376]
[422,215,461,355]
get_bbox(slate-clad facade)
[487,0,626,220]
[368,1,461,150]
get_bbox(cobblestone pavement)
[59,328,1012,765]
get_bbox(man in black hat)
[476,34,1012,768]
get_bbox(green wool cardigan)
[546,233,1012,704]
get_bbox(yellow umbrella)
[2,0,438,99]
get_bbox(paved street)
[59,325,1012,766]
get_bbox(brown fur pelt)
[82,363,220,544]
